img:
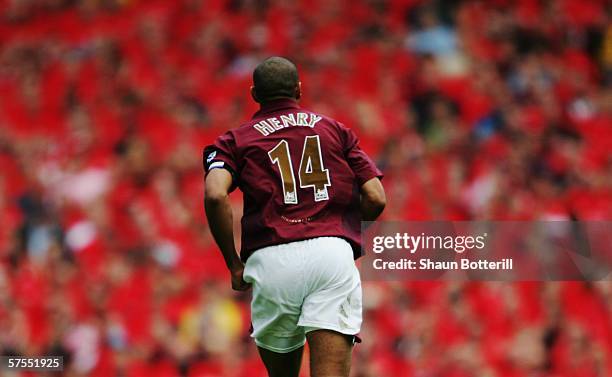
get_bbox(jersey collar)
[253,98,300,118]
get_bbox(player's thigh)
[257,345,304,377]
[306,329,353,377]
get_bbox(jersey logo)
[206,151,217,163]
[314,188,328,201]
[285,191,297,203]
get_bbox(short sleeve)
[203,131,239,187]
[339,123,383,185]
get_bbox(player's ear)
[250,86,260,103]
[295,82,302,100]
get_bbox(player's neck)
[259,97,298,107]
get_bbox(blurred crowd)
[0,0,611,376]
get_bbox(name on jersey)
[253,113,322,136]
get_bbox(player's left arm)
[337,121,386,221]
[204,168,250,291]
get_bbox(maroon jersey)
[204,99,382,261]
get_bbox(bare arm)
[204,168,250,291]
[360,177,386,221]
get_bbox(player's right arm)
[203,132,250,291]
[204,168,250,291]
[360,177,386,221]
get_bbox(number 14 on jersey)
[268,135,331,204]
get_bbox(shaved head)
[252,57,300,103]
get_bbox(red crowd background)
[0,0,611,376]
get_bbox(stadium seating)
[0,1,611,376]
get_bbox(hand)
[230,264,251,291]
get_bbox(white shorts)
[243,236,362,353]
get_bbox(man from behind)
[204,57,385,377]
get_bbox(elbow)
[204,169,233,207]
[360,177,386,218]
[204,188,228,206]
[373,194,387,214]
[365,190,386,213]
